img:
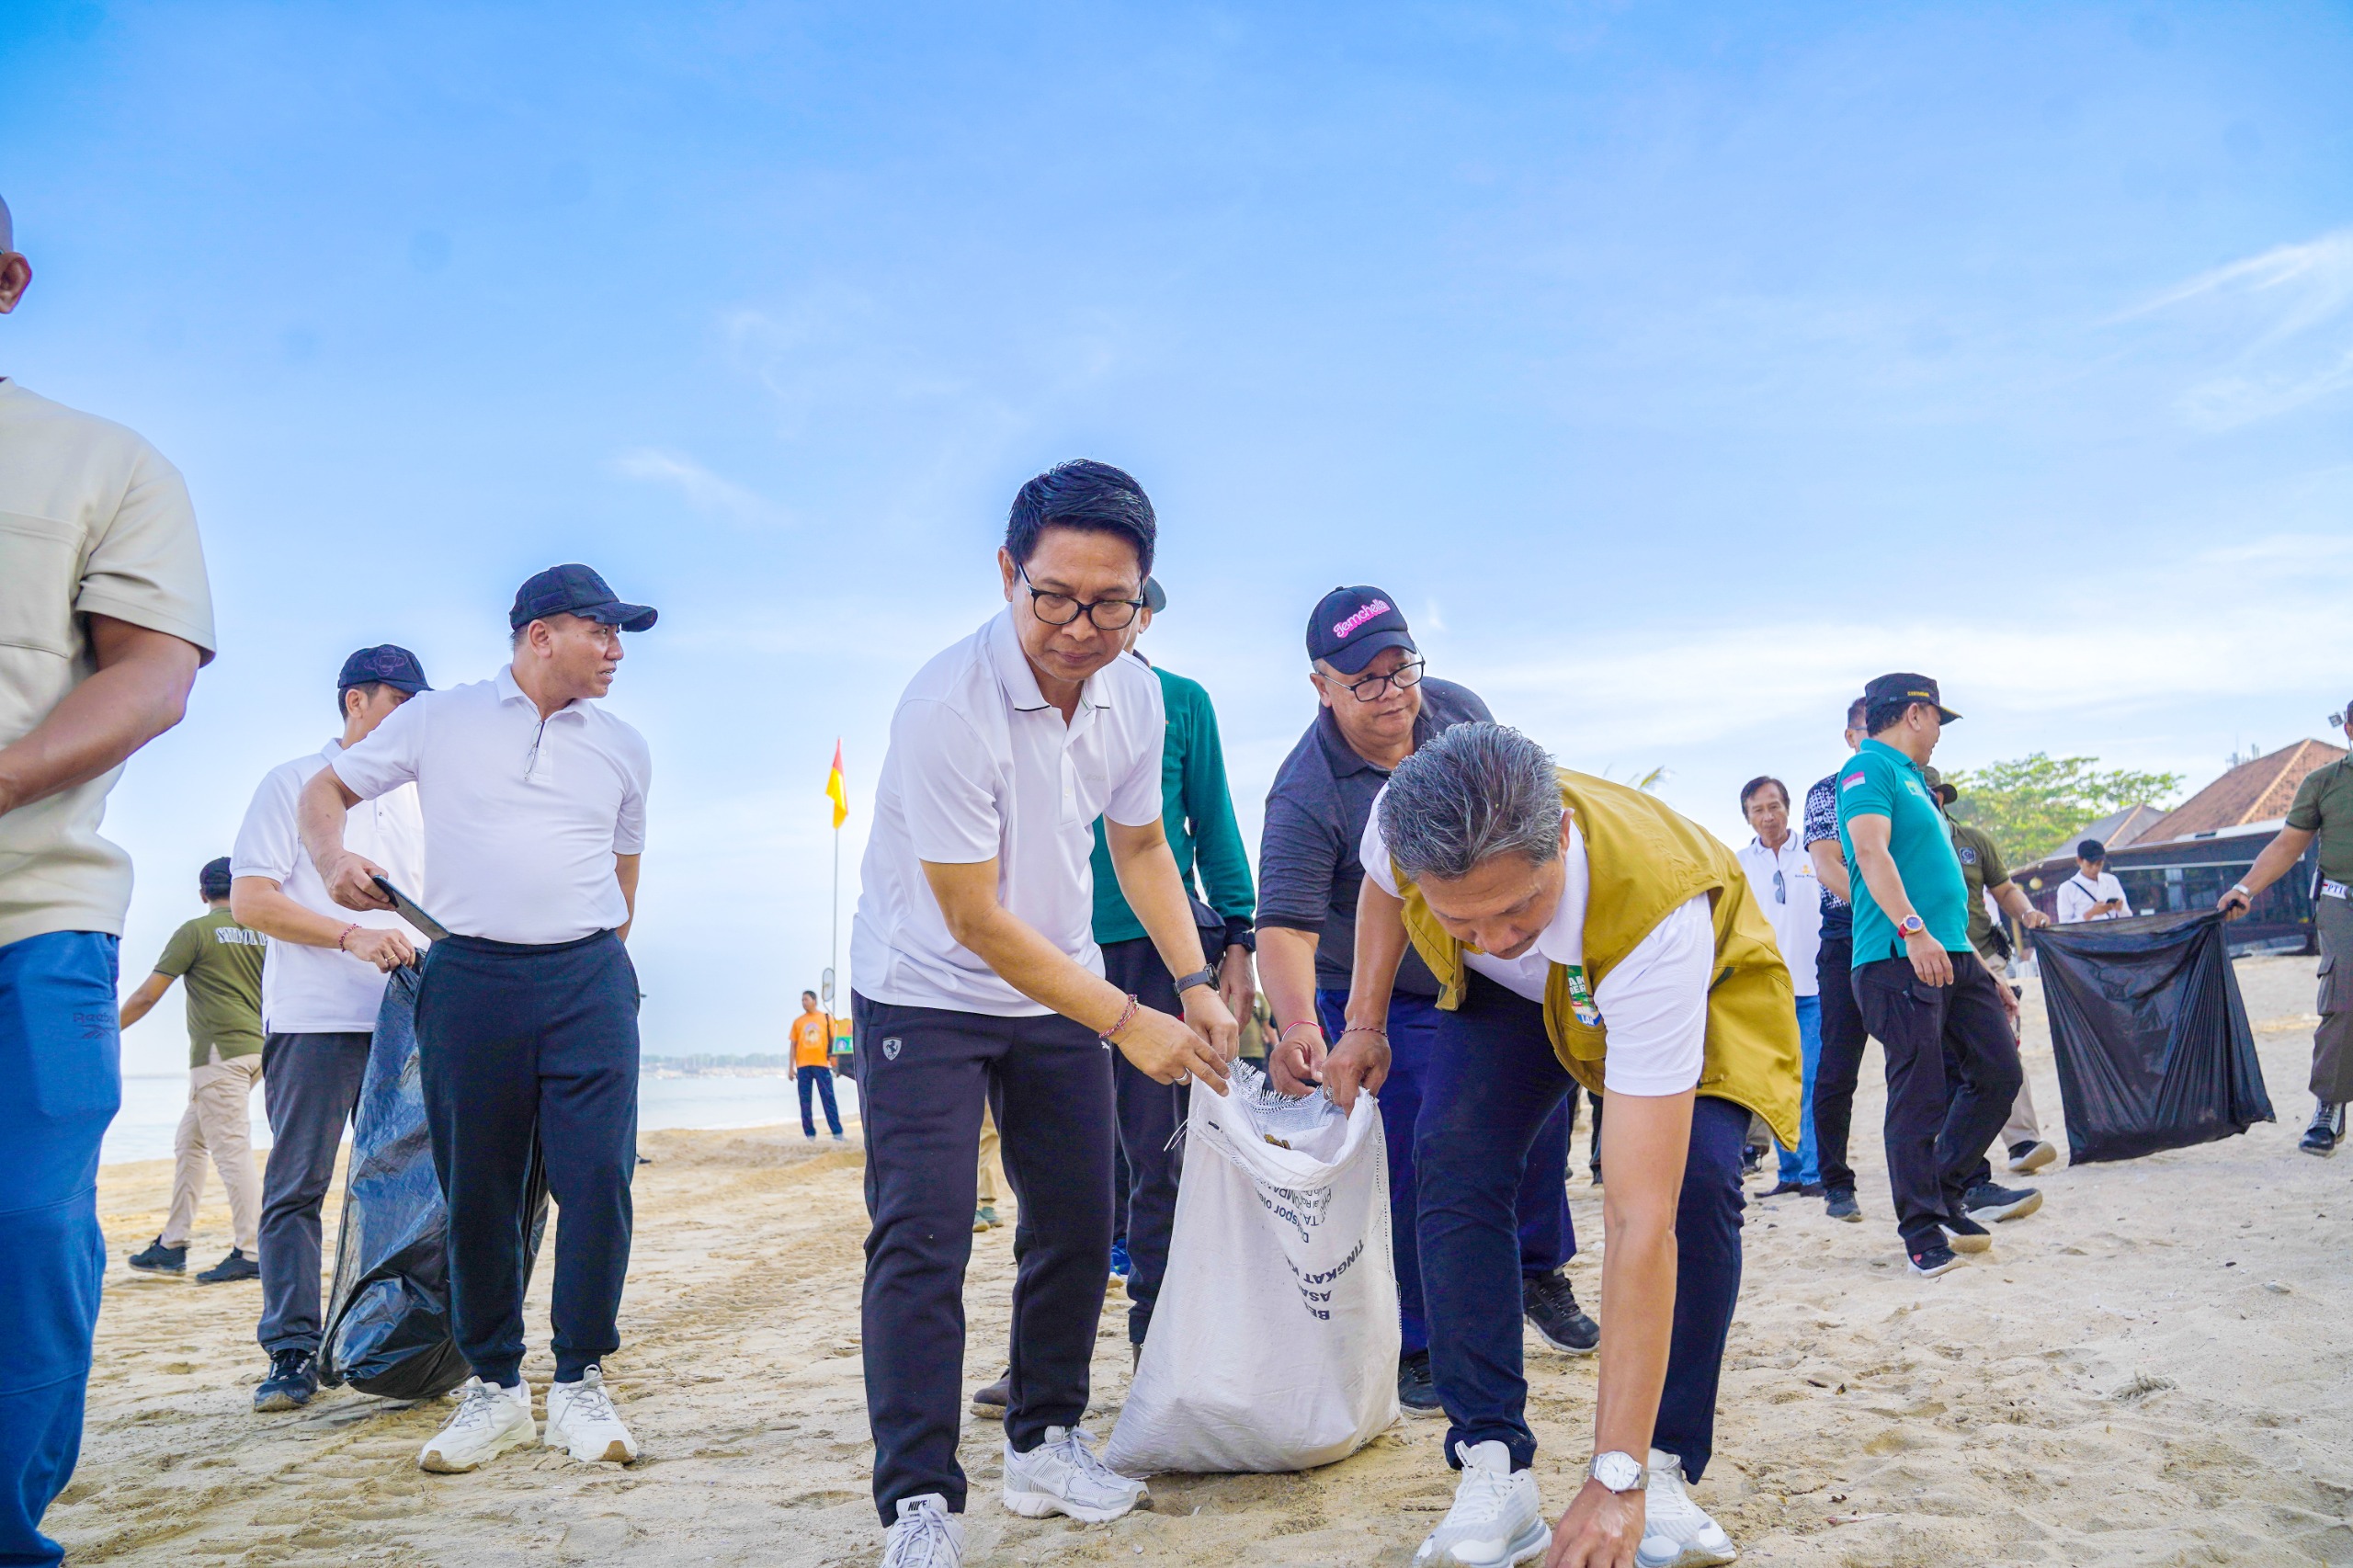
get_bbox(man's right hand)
[1113,1006,1232,1096]
[2218,884,2253,920]
[1267,1024,1327,1096]
[343,926,416,972]
[1904,928,1953,987]
[1323,1028,1392,1112]
[320,851,395,913]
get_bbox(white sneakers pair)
[1413,1441,1739,1568]
[880,1426,1143,1566]
[417,1368,641,1473]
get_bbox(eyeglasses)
[1019,568,1146,631]
[1326,657,1427,703]
[1773,869,1786,904]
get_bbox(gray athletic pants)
[256,1030,373,1356]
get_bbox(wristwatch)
[1589,1451,1646,1494]
[1895,914,1927,938]
[1173,967,1218,996]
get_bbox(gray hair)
[1381,722,1563,882]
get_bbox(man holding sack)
[1328,722,1799,1568]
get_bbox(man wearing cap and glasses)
[298,565,655,1474]
[851,461,1236,1568]
[226,645,431,1413]
[1835,674,2044,1280]
[2219,699,2353,1155]
[1735,776,1824,1197]
[1258,588,1591,1424]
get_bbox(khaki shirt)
[2287,757,2353,886]
[0,381,216,948]
[1948,821,2010,960]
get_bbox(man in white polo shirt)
[1735,774,1824,1197]
[297,565,654,1476]
[1,191,215,1568]
[852,460,1238,1568]
[229,644,431,1414]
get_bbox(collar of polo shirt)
[985,608,1117,716]
[496,663,589,719]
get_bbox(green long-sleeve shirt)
[1089,662,1256,949]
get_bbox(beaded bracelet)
[1337,1025,1388,1041]
[335,924,361,952]
[1101,993,1139,1044]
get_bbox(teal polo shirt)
[1087,663,1256,947]
[1834,737,1970,964]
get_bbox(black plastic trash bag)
[318,963,549,1399]
[2034,910,2275,1165]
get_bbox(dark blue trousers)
[1102,937,1185,1346]
[1417,974,1746,1479]
[1318,989,1574,1357]
[0,932,119,1568]
[798,1063,843,1137]
[854,992,1116,1525]
[415,930,640,1386]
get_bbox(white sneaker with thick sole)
[1636,1448,1738,1567]
[1414,1439,1549,1568]
[418,1377,536,1473]
[545,1366,639,1463]
[1001,1425,1144,1523]
[881,1494,964,1567]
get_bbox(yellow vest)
[1392,769,1802,1147]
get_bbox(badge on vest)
[1563,964,1603,1028]
[2324,880,2349,902]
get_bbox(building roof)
[2045,803,2171,861]
[2136,738,2347,844]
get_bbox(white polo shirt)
[1735,830,1821,997]
[2057,869,2130,924]
[851,608,1165,1017]
[231,741,429,1033]
[330,666,650,945]
[1361,799,1711,1097]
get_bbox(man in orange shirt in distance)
[794,989,845,1141]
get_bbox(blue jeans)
[1317,989,1574,1358]
[1416,973,1746,1479]
[1776,995,1823,1186]
[0,931,121,1568]
[799,1064,843,1137]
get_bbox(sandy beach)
[51,952,2353,1567]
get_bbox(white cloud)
[2121,229,2353,430]
[610,447,785,528]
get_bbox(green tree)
[1941,753,2186,863]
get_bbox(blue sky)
[5,2,2349,1072]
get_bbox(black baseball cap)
[1307,585,1416,676]
[509,564,658,633]
[1142,576,1167,613]
[336,644,432,695]
[1863,672,1961,723]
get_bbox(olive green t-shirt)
[153,907,266,1065]
[1948,821,2011,960]
[2287,757,2353,884]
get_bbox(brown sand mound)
[53,955,2353,1565]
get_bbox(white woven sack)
[1103,1062,1400,1475]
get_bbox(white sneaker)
[881,1494,964,1567]
[545,1365,639,1463]
[1414,1440,1549,1568]
[418,1377,536,1472]
[1636,1449,1738,1567]
[1001,1425,1145,1523]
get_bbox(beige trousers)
[162,1048,263,1254]
[976,1103,1004,1208]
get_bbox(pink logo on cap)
[1333,598,1392,639]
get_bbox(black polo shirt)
[1256,677,1493,995]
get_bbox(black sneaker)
[1740,1144,1766,1176]
[254,1348,318,1413]
[197,1248,260,1284]
[1939,1214,1994,1254]
[1521,1269,1599,1354]
[1908,1241,1964,1278]
[2300,1101,2344,1157]
[1824,1188,1861,1222]
[1962,1182,2044,1223]
[1397,1349,1443,1418]
[2006,1139,2058,1175]
[970,1369,1009,1418]
[1760,1178,1809,1198]
[126,1236,187,1276]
